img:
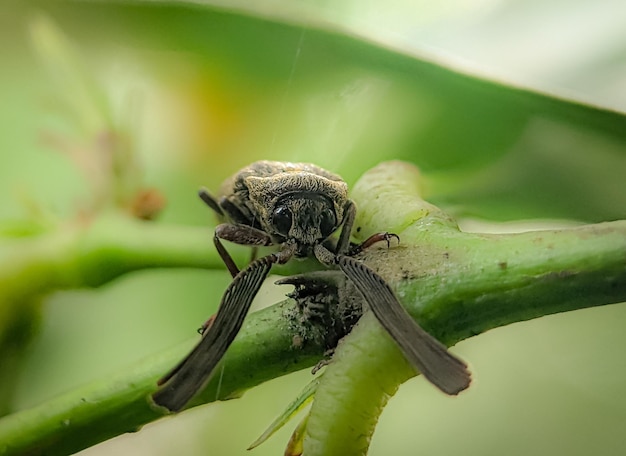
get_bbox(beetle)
[152,161,471,411]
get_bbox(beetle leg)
[335,199,400,256]
[213,235,240,278]
[198,188,224,216]
[276,270,345,290]
[198,188,261,230]
[335,253,471,395]
[215,223,274,246]
[311,352,334,374]
[335,200,356,255]
[197,314,216,335]
[219,196,258,227]
[153,253,280,412]
[214,223,275,278]
[348,232,400,256]
[313,243,338,266]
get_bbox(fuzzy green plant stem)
[301,161,626,455]
[0,162,625,455]
[1,215,222,301]
[0,300,324,456]
[0,214,230,415]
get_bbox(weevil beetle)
[152,161,471,411]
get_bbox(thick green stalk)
[300,161,626,455]
[0,301,324,456]
[303,312,413,455]
[0,214,228,415]
[1,215,221,297]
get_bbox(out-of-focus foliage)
[1,0,625,455]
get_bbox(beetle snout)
[289,223,322,245]
[292,209,328,241]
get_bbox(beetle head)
[245,171,349,252]
[270,192,339,251]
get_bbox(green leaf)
[6,0,622,222]
[247,375,320,450]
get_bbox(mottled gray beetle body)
[220,161,350,254]
[152,161,471,413]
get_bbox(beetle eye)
[272,205,292,236]
[319,208,337,237]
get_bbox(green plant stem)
[0,214,231,415]
[301,161,626,455]
[303,312,412,456]
[0,301,324,456]
[1,215,222,295]
[0,163,625,455]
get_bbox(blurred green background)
[1,0,625,454]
